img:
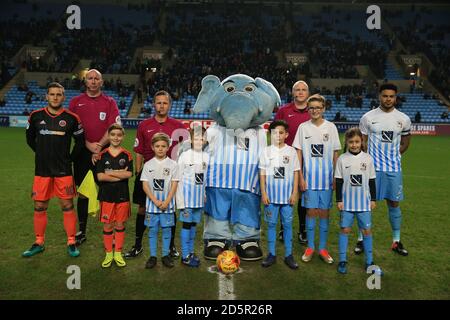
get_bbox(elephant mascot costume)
[194,74,281,261]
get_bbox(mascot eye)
[224,83,235,93]
[244,84,256,92]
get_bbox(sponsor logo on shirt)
[311,144,324,157]
[39,129,65,136]
[195,173,204,185]
[350,174,363,186]
[274,167,285,179]
[153,179,165,191]
[381,131,393,143]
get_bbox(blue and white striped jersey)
[259,145,300,204]
[176,149,209,209]
[205,124,267,195]
[335,151,376,212]
[359,107,411,172]
[292,120,341,190]
[141,157,180,214]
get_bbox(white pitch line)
[208,265,241,300]
[218,274,236,300]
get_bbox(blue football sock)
[148,226,158,257]
[306,216,316,250]
[283,222,293,257]
[339,232,349,262]
[162,227,172,257]
[267,223,276,256]
[180,227,190,259]
[388,206,402,242]
[319,218,329,251]
[363,234,373,265]
[189,225,197,254]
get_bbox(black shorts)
[73,146,97,187]
[132,171,146,206]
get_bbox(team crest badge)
[59,120,66,127]
[202,162,207,170]
[99,112,106,121]
[283,156,290,164]
[360,162,367,171]
[397,121,403,129]
[163,168,170,176]
[323,133,329,142]
[119,158,126,167]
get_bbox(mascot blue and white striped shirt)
[205,124,267,194]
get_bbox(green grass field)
[1,127,449,300]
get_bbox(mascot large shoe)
[194,74,280,261]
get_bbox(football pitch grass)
[1,127,449,300]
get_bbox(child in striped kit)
[141,133,179,269]
[260,120,300,269]
[334,127,383,275]
[293,94,341,264]
[176,126,209,267]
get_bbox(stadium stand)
[0,81,132,118]
[0,1,448,124]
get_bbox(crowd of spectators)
[1,3,448,108]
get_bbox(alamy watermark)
[66,265,81,290]
[366,265,382,290]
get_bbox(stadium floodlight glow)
[151,68,157,72]
[410,72,416,76]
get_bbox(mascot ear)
[255,77,281,108]
[193,75,221,113]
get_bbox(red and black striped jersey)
[26,107,84,177]
[96,147,133,203]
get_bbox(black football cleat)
[354,240,364,255]
[391,241,408,256]
[75,231,87,246]
[284,255,299,270]
[124,246,143,258]
[261,254,276,268]
[145,256,157,269]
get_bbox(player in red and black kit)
[124,90,187,259]
[23,82,85,258]
[96,124,133,268]
[274,80,310,244]
[69,69,121,246]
